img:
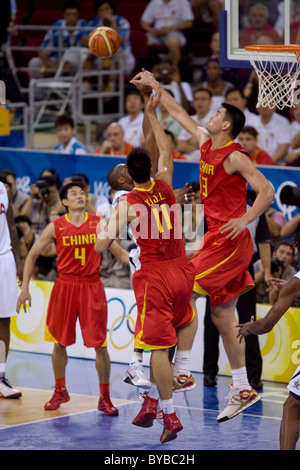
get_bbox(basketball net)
[246,48,300,110]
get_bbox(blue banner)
[0,148,299,221]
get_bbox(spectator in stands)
[152,60,193,112]
[0,169,29,217]
[285,103,300,166]
[20,168,65,236]
[164,129,186,160]
[54,114,88,155]
[118,89,144,147]
[225,88,260,129]
[190,0,223,32]
[256,104,291,165]
[28,0,89,79]
[14,215,57,281]
[240,3,281,48]
[197,56,235,113]
[157,89,182,138]
[95,122,134,155]
[264,201,288,248]
[83,0,135,76]
[140,0,194,67]
[177,88,214,157]
[238,126,274,166]
[255,241,297,305]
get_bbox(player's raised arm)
[145,89,173,187]
[16,223,55,312]
[95,199,133,253]
[130,70,210,146]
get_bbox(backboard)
[219,0,299,69]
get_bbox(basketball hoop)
[245,45,300,110]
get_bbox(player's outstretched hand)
[236,316,255,343]
[16,291,31,313]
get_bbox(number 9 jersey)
[54,212,101,276]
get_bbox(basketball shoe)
[132,392,158,428]
[44,386,70,410]
[172,366,196,392]
[160,412,183,443]
[123,361,151,389]
[98,393,119,415]
[217,384,261,422]
[0,375,22,398]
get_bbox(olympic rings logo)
[107,297,137,350]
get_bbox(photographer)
[255,241,297,304]
[15,215,57,281]
[20,169,65,236]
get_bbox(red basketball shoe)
[160,412,183,443]
[44,386,70,410]
[98,393,119,415]
[132,392,158,428]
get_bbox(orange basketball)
[88,27,120,58]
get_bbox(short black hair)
[55,114,74,129]
[126,147,151,183]
[221,102,245,139]
[14,215,32,226]
[62,0,80,11]
[60,182,85,205]
[225,87,245,100]
[94,0,115,12]
[240,125,258,139]
[0,169,16,179]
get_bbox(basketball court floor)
[0,350,298,451]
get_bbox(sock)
[100,383,110,396]
[174,350,191,371]
[232,367,250,387]
[55,377,66,389]
[161,398,174,415]
[0,362,5,377]
[148,385,159,400]
[130,351,143,365]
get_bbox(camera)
[35,175,58,197]
[280,185,300,206]
[271,256,284,274]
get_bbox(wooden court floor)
[0,350,298,452]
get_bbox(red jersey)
[200,140,251,230]
[124,179,186,266]
[54,212,101,277]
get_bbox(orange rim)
[245,45,300,53]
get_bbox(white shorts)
[287,363,300,401]
[0,250,18,318]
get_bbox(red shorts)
[132,257,195,350]
[192,228,254,306]
[45,274,108,348]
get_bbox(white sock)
[232,366,250,387]
[0,362,5,377]
[148,385,159,400]
[161,398,174,415]
[130,351,143,365]
[174,350,191,371]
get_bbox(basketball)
[88,27,120,58]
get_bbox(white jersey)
[0,182,12,255]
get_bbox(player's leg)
[211,297,261,422]
[44,343,70,410]
[0,251,21,398]
[95,346,118,416]
[123,346,151,389]
[280,393,300,450]
[172,308,198,392]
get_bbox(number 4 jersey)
[53,212,100,276]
